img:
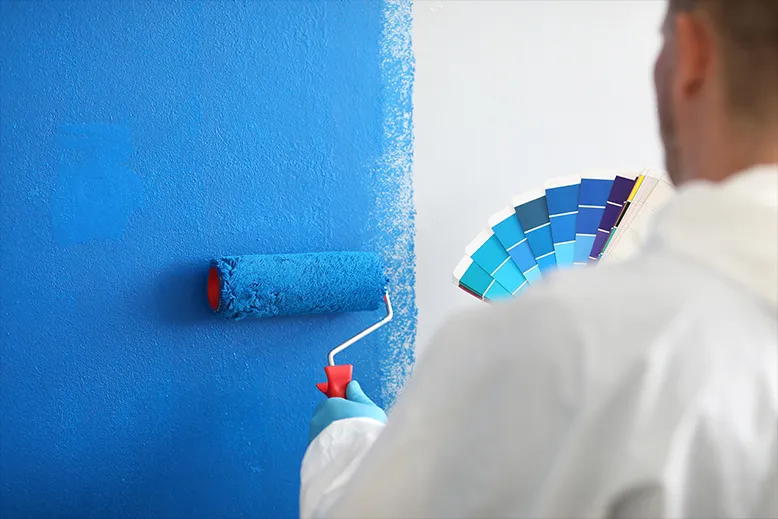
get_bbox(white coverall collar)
[651,164,778,311]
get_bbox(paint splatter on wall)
[0,1,415,517]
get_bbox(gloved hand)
[309,380,388,443]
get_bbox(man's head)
[655,0,778,185]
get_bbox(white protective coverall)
[300,164,778,519]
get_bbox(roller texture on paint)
[0,1,415,517]
[211,252,387,320]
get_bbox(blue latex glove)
[309,380,388,443]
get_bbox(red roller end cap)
[207,267,221,311]
[317,364,353,399]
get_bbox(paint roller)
[207,252,393,398]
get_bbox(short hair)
[670,0,778,121]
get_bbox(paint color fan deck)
[453,169,675,301]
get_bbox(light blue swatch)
[489,210,542,285]
[469,234,528,295]
[457,260,513,301]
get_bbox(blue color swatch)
[468,233,528,295]
[455,259,512,301]
[545,180,579,268]
[575,178,614,264]
[514,196,557,273]
[490,210,542,284]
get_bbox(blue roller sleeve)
[209,252,387,320]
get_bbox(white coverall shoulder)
[302,165,778,519]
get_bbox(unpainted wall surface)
[412,0,665,347]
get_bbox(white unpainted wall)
[412,0,668,349]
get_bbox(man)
[301,0,778,516]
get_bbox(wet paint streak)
[371,0,417,407]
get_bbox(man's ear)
[672,11,714,102]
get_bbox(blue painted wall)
[0,1,415,517]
